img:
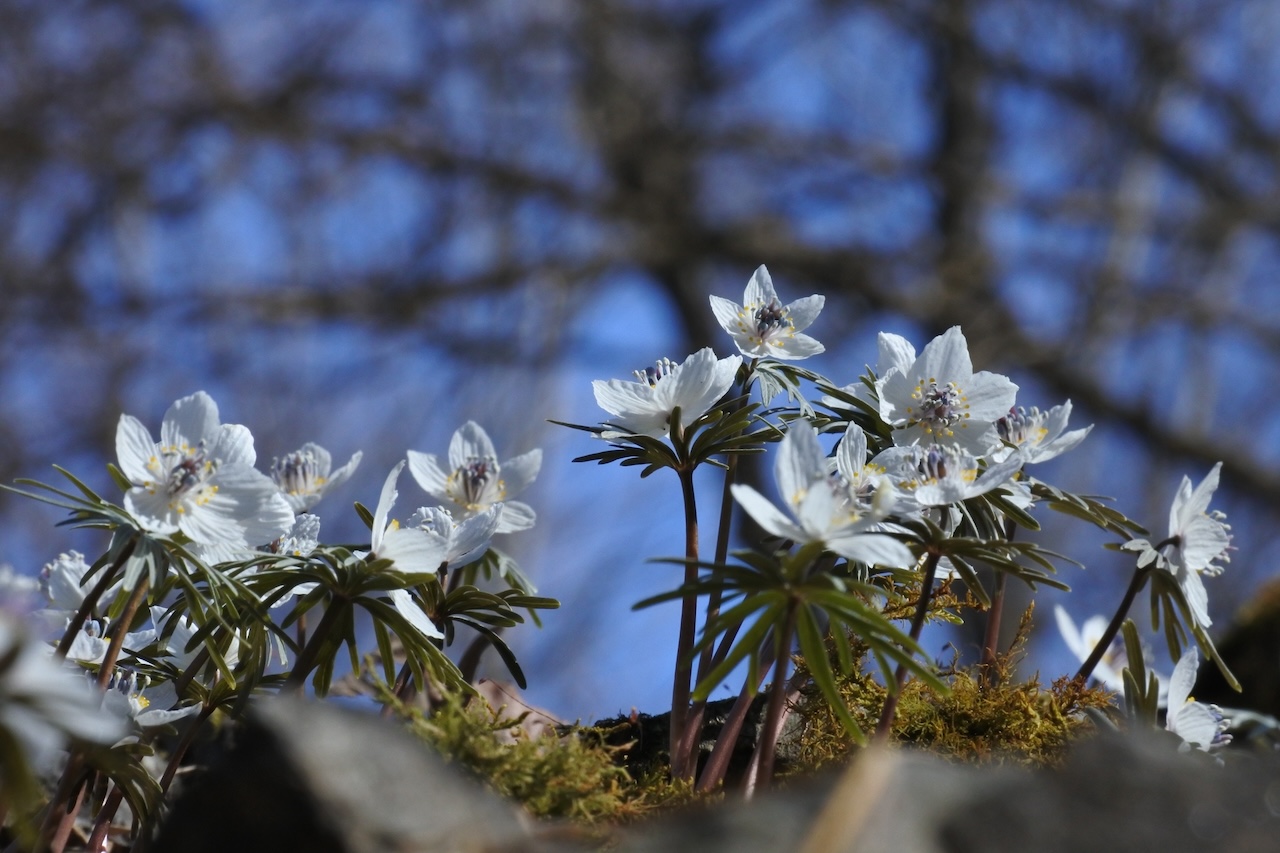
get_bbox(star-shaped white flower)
[592,348,742,439]
[1161,463,1231,628]
[709,266,825,360]
[877,327,1018,454]
[407,422,540,534]
[1054,605,1125,693]
[370,462,450,576]
[731,421,914,568]
[872,443,1024,508]
[270,443,362,513]
[1165,648,1231,752]
[115,392,294,548]
[992,401,1092,464]
[104,669,201,729]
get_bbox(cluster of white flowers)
[0,388,545,792]
[589,263,1238,762]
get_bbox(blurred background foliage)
[3,0,1279,718]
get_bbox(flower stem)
[745,599,798,796]
[282,597,349,694]
[875,552,941,741]
[96,576,150,691]
[676,446,743,776]
[668,463,701,781]
[980,518,1018,678]
[1075,566,1151,683]
[696,644,774,792]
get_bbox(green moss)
[793,607,1115,770]
[374,680,697,824]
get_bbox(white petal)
[450,421,497,469]
[1166,648,1199,710]
[124,488,181,536]
[500,449,541,496]
[875,333,917,377]
[709,294,747,337]
[1169,702,1220,749]
[776,423,827,512]
[783,294,824,333]
[390,588,444,640]
[743,265,776,306]
[731,484,806,542]
[115,415,158,483]
[381,526,449,574]
[371,462,406,554]
[161,392,219,450]
[770,332,825,360]
[209,423,256,467]
[916,327,973,385]
[835,423,868,482]
[407,451,450,499]
[1053,605,1086,662]
[494,500,537,534]
[324,449,363,492]
[449,507,501,565]
[826,533,914,569]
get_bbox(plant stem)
[745,599,798,796]
[668,463,701,781]
[979,571,1006,678]
[676,448,743,776]
[96,577,150,691]
[874,552,941,741]
[158,706,214,793]
[282,597,349,694]
[980,518,1017,677]
[53,534,138,660]
[1075,565,1151,683]
[696,649,773,792]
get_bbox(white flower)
[872,444,1024,508]
[369,462,450,575]
[115,392,295,548]
[40,550,120,612]
[407,505,502,569]
[64,617,156,666]
[1165,649,1231,752]
[104,669,201,728]
[876,327,1018,454]
[992,401,1092,464]
[0,616,123,773]
[709,266,825,360]
[1160,463,1231,629]
[592,348,742,439]
[407,422,540,534]
[270,443,362,513]
[1054,605,1125,693]
[820,331,919,410]
[730,421,914,568]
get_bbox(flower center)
[753,299,791,337]
[446,457,506,511]
[907,379,970,437]
[996,406,1048,446]
[634,357,677,386]
[158,442,217,508]
[271,449,325,496]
